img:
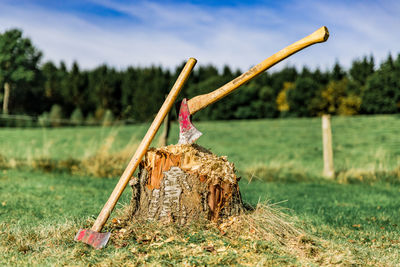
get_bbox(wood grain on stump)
[128,144,244,224]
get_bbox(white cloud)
[0,0,399,72]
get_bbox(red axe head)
[178,98,202,144]
[74,229,111,249]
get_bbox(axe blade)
[178,98,202,144]
[74,229,111,249]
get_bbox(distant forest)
[1,28,400,126]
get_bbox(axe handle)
[91,58,197,232]
[187,26,329,115]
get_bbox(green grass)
[1,114,400,265]
[0,124,148,160]
[1,169,399,265]
[242,181,400,244]
[0,169,131,265]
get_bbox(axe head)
[74,229,111,249]
[178,98,202,144]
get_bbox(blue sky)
[0,0,399,71]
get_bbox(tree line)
[1,28,400,126]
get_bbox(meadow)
[0,114,399,265]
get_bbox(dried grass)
[108,202,337,265]
[336,167,400,185]
[0,135,138,178]
[245,162,400,185]
[219,203,302,244]
[113,202,302,245]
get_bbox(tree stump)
[128,144,244,224]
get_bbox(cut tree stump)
[128,144,244,224]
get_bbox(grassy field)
[0,114,400,265]
[1,169,399,265]
[0,114,399,175]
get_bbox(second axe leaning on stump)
[177,26,329,145]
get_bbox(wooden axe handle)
[91,58,197,232]
[187,26,329,115]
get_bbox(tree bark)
[128,144,244,224]
[3,82,10,114]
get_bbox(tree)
[62,61,89,116]
[186,75,227,120]
[349,55,374,86]
[317,78,361,116]
[121,67,138,119]
[192,64,219,85]
[286,77,320,117]
[361,55,400,114]
[312,68,330,85]
[88,65,122,117]
[276,82,294,114]
[270,66,298,96]
[129,66,170,122]
[300,66,313,79]
[255,85,278,118]
[0,29,42,114]
[40,61,65,112]
[232,82,261,119]
[331,61,346,81]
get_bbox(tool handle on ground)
[187,26,329,115]
[91,58,197,232]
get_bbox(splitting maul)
[177,26,329,145]
[74,58,197,249]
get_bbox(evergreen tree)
[349,55,374,86]
[287,77,319,117]
[331,61,346,81]
[41,61,64,112]
[300,66,313,79]
[222,65,234,82]
[62,61,89,116]
[130,66,169,121]
[361,55,400,114]
[233,82,272,119]
[88,65,122,117]
[257,85,278,118]
[121,67,138,119]
[312,68,330,85]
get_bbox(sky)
[0,0,399,72]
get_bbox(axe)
[178,26,329,144]
[75,58,197,249]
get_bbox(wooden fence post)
[322,114,334,178]
[158,111,171,147]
